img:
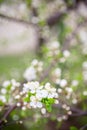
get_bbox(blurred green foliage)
[0,52,35,82]
[70,126,78,130]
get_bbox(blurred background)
[1,0,87,130]
[0,0,87,82]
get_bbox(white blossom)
[19,121,23,124]
[22,106,26,110]
[83,91,87,96]
[72,98,78,104]
[36,102,43,108]
[83,61,87,69]
[17,102,21,107]
[55,100,59,104]
[59,79,67,88]
[59,57,66,63]
[3,80,10,88]
[23,81,39,93]
[66,107,70,111]
[23,59,43,81]
[45,82,51,90]
[50,41,60,49]
[55,79,61,84]
[3,79,20,89]
[11,79,20,87]
[65,87,73,93]
[47,41,60,56]
[15,95,20,99]
[23,66,36,81]
[0,95,6,103]
[62,104,67,109]
[63,50,70,58]
[57,117,62,122]
[36,89,48,99]
[41,108,46,114]
[54,68,61,77]
[30,96,36,101]
[30,101,37,108]
[62,115,68,120]
[71,80,79,86]
[31,59,38,66]
[1,88,7,94]
[58,88,62,93]
[79,30,87,44]
[67,111,72,115]
[30,101,43,108]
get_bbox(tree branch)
[0,13,36,27]
[80,124,87,130]
[0,104,17,127]
[0,10,67,27]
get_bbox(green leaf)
[48,98,55,104]
[0,101,4,106]
[38,20,46,27]
[6,84,11,91]
[41,98,54,112]
[70,126,78,130]
[24,97,30,102]
[46,104,52,112]
[23,93,30,102]
[26,0,32,6]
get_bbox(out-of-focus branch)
[39,59,57,82]
[0,104,17,127]
[0,13,36,27]
[62,18,87,51]
[80,124,87,130]
[0,10,67,27]
[46,11,67,26]
[54,104,87,117]
[70,107,87,117]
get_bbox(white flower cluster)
[71,80,79,87]
[57,80,73,99]
[47,41,60,57]
[0,95,6,103]
[57,103,72,122]
[57,79,79,105]
[23,59,43,81]
[21,81,59,114]
[0,79,20,104]
[63,50,70,58]
[59,50,70,63]
[52,68,67,87]
[51,66,79,105]
[57,115,68,122]
[2,79,20,91]
[52,68,62,84]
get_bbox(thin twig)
[0,13,36,27]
